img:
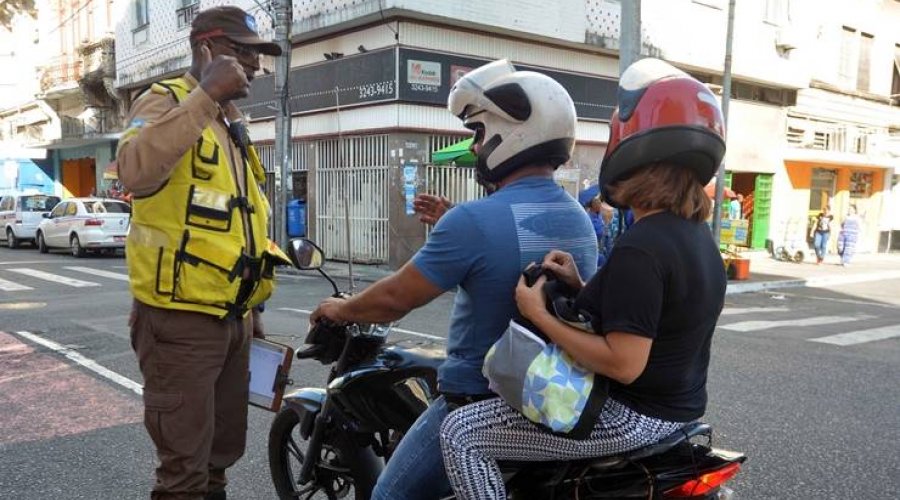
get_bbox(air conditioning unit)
[775,28,800,51]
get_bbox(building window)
[838,27,876,93]
[764,0,790,25]
[176,1,200,30]
[838,27,857,88]
[857,32,873,92]
[849,171,874,198]
[134,0,149,29]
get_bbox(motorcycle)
[269,237,747,500]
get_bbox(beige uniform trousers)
[130,300,252,500]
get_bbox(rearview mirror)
[288,238,325,270]
[42,213,50,218]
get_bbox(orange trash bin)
[728,257,751,280]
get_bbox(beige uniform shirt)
[117,72,249,199]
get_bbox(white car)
[36,198,131,257]
[0,192,62,248]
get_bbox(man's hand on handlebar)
[310,296,347,327]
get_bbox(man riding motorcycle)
[310,59,598,500]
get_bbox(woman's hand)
[516,274,549,322]
[413,193,453,225]
[541,250,583,290]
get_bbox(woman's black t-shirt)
[574,211,726,422]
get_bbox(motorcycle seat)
[615,421,711,462]
[500,422,712,473]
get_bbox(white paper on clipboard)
[249,338,292,411]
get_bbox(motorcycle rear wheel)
[268,409,380,500]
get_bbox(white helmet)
[447,59,577,183]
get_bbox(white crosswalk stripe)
[719,315,874,332]
[809,324,900,346]
[720,306,789,315]
[0,276,33,291]
[64,266,129,281]
[6,268,101,288]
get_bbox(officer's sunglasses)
[212,38,261,59]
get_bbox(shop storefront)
[785,161,888,253]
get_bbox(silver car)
[36,198,131,257]
[0,192,62,248]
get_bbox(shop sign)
[407,60,442,87]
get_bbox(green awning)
[431,138,475,166]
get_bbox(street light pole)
[619,0,642,75]
[272,0,293,248]
[712,0,736,244]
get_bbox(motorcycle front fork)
[297,397,333,485]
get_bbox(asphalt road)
[1,246,898,499]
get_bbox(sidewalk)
[725,250,900,294]
[280,252,900,295]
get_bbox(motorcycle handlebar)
[296,345,325,359]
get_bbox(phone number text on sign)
[358,81,395,100]
[410,83,440,93]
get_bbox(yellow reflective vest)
[122,77,288,319]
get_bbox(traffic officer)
[117,6,289,500]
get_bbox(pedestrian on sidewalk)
[729,193,743,220]
[810,206,834,264]
[837,205,862,266]
[117,6,290,499]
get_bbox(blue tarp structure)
[0,159,54,195]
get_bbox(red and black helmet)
[599,58,726,196]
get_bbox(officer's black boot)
[204,491,226,500]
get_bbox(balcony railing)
[786,116,890,157]
[60,114,118,138]
[40,59,83,92]
[176,3,200,30]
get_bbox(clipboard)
[248,338,294,412]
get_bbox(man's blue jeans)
[813,231,830,260]
[371,396,452,500]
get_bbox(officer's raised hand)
[198,43,250,104]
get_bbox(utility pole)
[272,0,293,248]
[712,0,736,244]
[619,0,642,75]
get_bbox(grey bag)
[483,319,608,439]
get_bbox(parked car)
[0,192,62,249]
[35,198,131,257]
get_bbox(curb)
[726,279,806,295]
[277,266,391,284]
[726,270,900,295]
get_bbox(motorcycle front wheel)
[268,409,380,500]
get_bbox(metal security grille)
[423,164,485,206]
[422,164,486,236]
[314,135,390,263]
[316,166,390,263]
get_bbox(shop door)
[61,158,96,197]
[751,174,773,249]
[809,168,836,213]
